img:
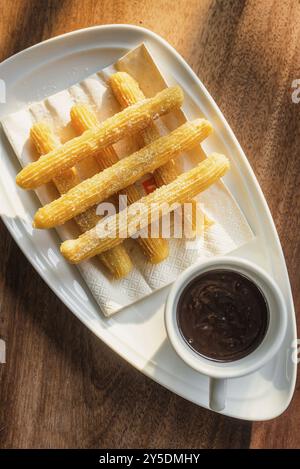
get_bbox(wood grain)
[0,0,299,449]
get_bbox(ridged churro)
[61,154,230,263]
[70,103,169,264]
[33,119,212,229]
[30,122,133,278]
[16,86,184,189]
[109,72,212,234]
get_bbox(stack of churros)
[15,74,230,279]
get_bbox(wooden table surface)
[0,0,299,449]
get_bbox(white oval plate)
[0,25,296,421]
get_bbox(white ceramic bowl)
[165,256,287,378]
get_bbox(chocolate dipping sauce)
[177,269,269,362]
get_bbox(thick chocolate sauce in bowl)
[177,269,269,362]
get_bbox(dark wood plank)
[0,0,299,449]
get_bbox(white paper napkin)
[1,44,254,316]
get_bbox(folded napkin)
[1,44,254,316]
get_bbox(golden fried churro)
[61,154,230,263]
[30,122,133,278]
[70,103,169,263]
[33,119,212,229]
[16,86,184,189]
[109,72,212,234]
